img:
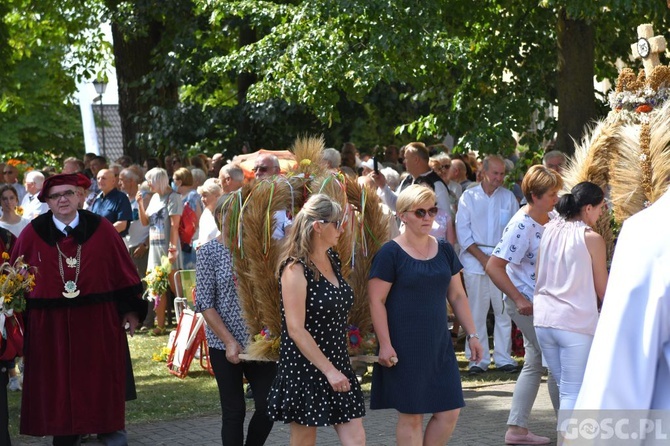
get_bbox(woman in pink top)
[534,182,609,423]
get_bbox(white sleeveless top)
[533,218,599,335]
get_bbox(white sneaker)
[8,376,21,392]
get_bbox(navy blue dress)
[369,239,465,413]
[267,252,366,426]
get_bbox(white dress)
[0,217,30,237]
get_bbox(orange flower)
[1,252,9,260]
[636,104,653,113]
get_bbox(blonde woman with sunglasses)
[368,184,482,445]
[268,194,365,446]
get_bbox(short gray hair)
[145,168,170,194]
[197,178,223,196]
[381,167,400,190]
[119,168,140,183]
[190,167,207,187]
[322,148,341,169]
[543,150,566,164]
[221,164,244,182]
[482,154,505,171]
[25,170,45,186]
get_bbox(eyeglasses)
[3,171,13,174]
[407,206,438,218]
[318,213,348,231]
[47,190,77,200]
[252,166,271,173]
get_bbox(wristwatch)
[466,333,480,342]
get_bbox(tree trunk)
[236,22,257,151]
[109,13,179,162]
[556,9,596,156]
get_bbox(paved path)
[15,380,556,445]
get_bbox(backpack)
[179,202,198,246]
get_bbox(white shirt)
[575,189,670,411]
[53,213,80,235]
[125,197,150,248]
[194,207,220,248]
[20,193,49,220]
[0,218,30,237]
[455,184,519,275]
[491,209,545,300]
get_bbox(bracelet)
[168,247,177,253]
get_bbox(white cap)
[361,159,383,171]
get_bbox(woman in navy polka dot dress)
[267,194,366,445]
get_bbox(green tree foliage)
[199,0,670,156]
[0,1,108,164]
[4,0,670,164]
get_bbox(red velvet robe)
[11,210,144,436]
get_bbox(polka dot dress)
[267,252,366,427]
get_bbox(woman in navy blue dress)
[368,185,483,445]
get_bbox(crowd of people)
[0,140,667,446]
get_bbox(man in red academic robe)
[11,173,146,446]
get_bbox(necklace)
[56,242,82,298]
[409,240,432,260]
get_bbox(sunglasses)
[407,206,438,218]
[47,190,77,200]
[318,213,348,231]
[252,166,270,173]
[3,171,13,174]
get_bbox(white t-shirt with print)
[492,209,546,301]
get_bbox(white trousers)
[463,272,515,369]
[506,300,560,428]
[535,327,593,414]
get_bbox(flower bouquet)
[0,253,35,315]
[142,256,171,307]
[0,253,36,360]
[245,327,281,361]
[347,324,378,357]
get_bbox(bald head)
[449,159,467,182]
[96,169,117,194]
[253,154,280,179]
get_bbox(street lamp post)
[93,79,108,157]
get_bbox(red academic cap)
[38,173,92,202]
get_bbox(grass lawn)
[7,334,521,436]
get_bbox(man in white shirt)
[219,164,245,194]
[253,154,290,239]
[456,155,519,374]
[20,170,49,220]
